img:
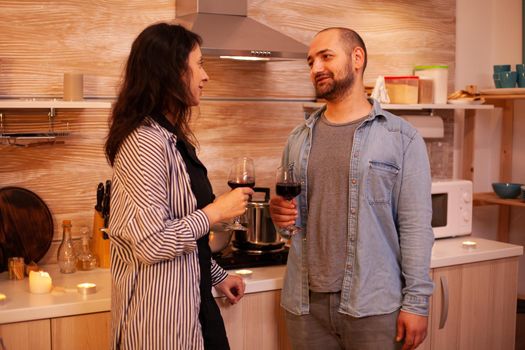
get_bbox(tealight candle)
[235,269,253,278]
[29,271,53,294]
[462,240,477,249]
[77,283,97,295]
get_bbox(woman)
[105,22,252,349]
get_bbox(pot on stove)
[233,187,284,252]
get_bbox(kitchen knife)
[95,182,104,213]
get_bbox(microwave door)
[431,192,449,238]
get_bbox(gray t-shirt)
[307,113,366,292]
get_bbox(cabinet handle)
[439,275,449,329]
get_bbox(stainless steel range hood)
[175,0,308,61]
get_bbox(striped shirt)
[109,117,228,349]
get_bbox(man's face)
[187,45,209,106]
[307,30,355,101]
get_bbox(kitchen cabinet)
[217,289,291,350]
[428,257,519,349]
[51,312,111,350]
[0,319,51,350]
[464,94,525,242]
[0,312,110,350]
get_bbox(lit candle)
[235,269,253,278]
[0,293,6,305]
[29,271,53,294]
[77,283,97,295]
[462,240,477,249]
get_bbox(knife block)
[91,211,110,268]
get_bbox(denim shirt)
[280,98,434,317]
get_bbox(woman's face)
[187,45,209,106]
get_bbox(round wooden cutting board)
[0,187,54,272]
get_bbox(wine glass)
[275,163,302,238]
[226,157,256,231]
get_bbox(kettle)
[233,187,284,251]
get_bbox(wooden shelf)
[303,102,494,112]
[480,94,525,100]
[0,99,113,109]
[473,192,525,208]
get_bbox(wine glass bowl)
[275,163,302,237]
[226,157,256,231]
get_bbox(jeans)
[285,291,402,350]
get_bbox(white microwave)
[431,179,472,238]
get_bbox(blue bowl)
[492,182,523,199]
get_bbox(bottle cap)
[63,219,72,225]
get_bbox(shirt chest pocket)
[366,160,400,204]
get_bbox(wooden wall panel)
[0,0,456,265]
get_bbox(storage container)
[384,76,419,104]
[414,65,448,104]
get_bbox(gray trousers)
[285,292,402,350]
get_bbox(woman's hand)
[269,196,298,228]
[215,274,245,304]
[203,187,254,225]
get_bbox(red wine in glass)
[275,163,302,237]
[276,182,301,200]
[227,180,256,190]
[226,157,256,231]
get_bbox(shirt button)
[351,179,357,185]
[351,208,356,214]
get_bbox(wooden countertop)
[0,237,522,324]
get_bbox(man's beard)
[314,68,355,101]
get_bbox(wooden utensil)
[90,182,110,268]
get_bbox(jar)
[8,257,25,280]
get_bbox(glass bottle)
[57,220,77,273]
[77,226,97,270]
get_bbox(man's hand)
[269,196,297,228]
[214,274,245,305]
[396,310,428,350]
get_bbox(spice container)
[8,257,25,280]
[384,76,419,104]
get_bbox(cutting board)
[0,187,54,272]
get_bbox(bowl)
[492,182,523,199]
[209,225,233,253]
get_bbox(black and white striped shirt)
[109,117,227,349]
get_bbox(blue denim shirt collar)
[304,98,385,129]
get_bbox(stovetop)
[213,245,289,270]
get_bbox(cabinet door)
[0,319,51,350]
[51,312,111,350]
[217,290,291,350]
[430,257,519,350]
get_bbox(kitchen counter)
[0,236,521,325]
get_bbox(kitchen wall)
[455,0,525,297]
[0,0,456,263]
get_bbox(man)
[269,27,434,350]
